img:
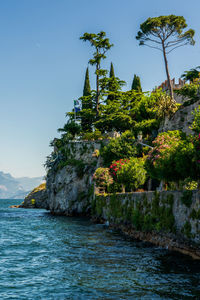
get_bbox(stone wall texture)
[160,98,200,135]
[93,191,200,259]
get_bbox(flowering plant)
[110,157,146,191]
[146,131,183,182]
[93,168,113,188]
[110,159,129,177]
[145,130,196,183]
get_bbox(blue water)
[0,199,200,299]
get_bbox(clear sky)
[0,0,199,178]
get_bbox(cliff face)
[46,141,103,216]
[160,98,200,135]
[21,183,48,209]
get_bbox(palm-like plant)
[181,67,200,83]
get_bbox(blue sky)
[0,0,199,177]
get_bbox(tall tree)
[131,74,142,92]
[107,62,117,101]
[83,67,91,96]
[100,64,125,104]
[109,62,115,78]
[80,31,113,115]
[81,67,93,131]
[136,15,195,99]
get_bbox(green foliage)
[93,168,113,189]
[81,68,92,131]
[136,15,195,99]
[181,190,193,208]
[155,92,180,119]
[111,157,147,191]
[80,31,113,114]
[130,89,172,134]
[190,208,200,220]
[82,129,103,141]
[109,62,115,78]
[96,89,168,135]
[58,121,81,138]
[175,83,199,106]
[145,130,195,183]
[57,159,86,178]
[96,96,133,133]
[100,62,125,103]
[174,138,195,179]
[131,74,142,92]
[188,116,200,181]
[190,106,200,133]
[183,179,198,190]
[101,131,137,165]
[93,192,175,233]
[59,88,172,147]
[182,221,192,238]
[181,67,200,82]
[133,119,159,135]
[136,15,195,50]
[83,67,91,96]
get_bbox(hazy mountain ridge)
[0,171,44,199]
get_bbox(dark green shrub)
[145,130,195,183]
[101,130,137,166]
[181,190,193,207]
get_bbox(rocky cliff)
[46,141,103,215]
[20,183,48,209]
[160,97,200,135]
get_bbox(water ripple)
[0,199,200,299]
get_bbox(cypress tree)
[131,74,142,92]
[109,62,115,78]
[107,62,116,102]
[81,67,92,132]
[83,67,91,96]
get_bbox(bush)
[58,121,81,138]
[110,157,147,191]
[101,130,138,165]
[190,107,200,133]
[82,129,104,140]
[145,130,195,183]
[175,83,199,106]
[93,168,113,188]
[188,134,200,181]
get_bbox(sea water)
[0,199,200,299]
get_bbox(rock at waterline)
[10,183,49,209]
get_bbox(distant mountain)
[0,171,44,199]
[16,176,44,191]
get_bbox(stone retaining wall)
[92,190,200,259]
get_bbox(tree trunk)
[122,184,125,193]
[96,62,100,117]
[158,180,164,191]
[162,43,174,99]
[147,178,152,191]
